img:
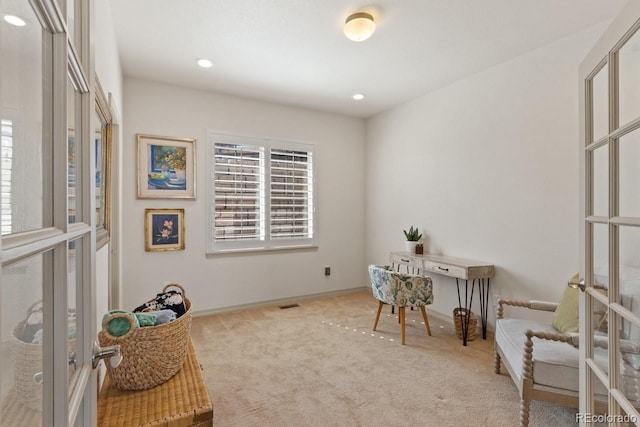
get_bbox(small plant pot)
[405,241,418,254]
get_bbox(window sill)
[206,244,318,256]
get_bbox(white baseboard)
[191,286,496,336]
[192,286,368,317]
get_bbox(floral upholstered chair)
[368,265,434,345]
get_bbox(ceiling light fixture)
[343,12,375,42]
[196,58,214,68]
[352,93,365,101]
[4,14,27,27]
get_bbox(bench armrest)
[575,334,640,355]
[497,298,558,319]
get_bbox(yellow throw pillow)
[552,273,608,334]
[552,273,580,334]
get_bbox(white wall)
[122,79,366,312]
[95,0,123,112]
[365,23,609,327]
[95,0,123,313]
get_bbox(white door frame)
[578,2,640,424]
[0,0,97,425]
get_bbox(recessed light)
[352,93,365,101]
[196,58,214,68]
[4,14,26,27]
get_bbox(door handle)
[33,352,79,384]
[92,341,123,369]
[567,277,608,292]
[34,343,124,384]
[568,277,586,292]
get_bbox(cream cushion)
[496,317,640,400]
[495,317,609,396]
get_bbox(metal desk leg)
[478,278,490,339]
[456,278,475,346]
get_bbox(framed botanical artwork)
[145,208,185,252]
[137,134,196,199]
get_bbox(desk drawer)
[423,261,467,279]
[389,253,423,270]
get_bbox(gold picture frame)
[95,76,113,248]
[137,134,196,199]
[144,208,185,252]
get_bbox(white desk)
[389,251,495,346]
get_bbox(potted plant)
[403,226,422,254]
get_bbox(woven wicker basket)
[11,321,43,411]
[98,283,192,391]
[11,302,76,411]
[453,307,477,341]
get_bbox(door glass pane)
[592,145,609,217]
[619,129,640,217]
[94,111,105,228]
[66,0,76,45]
[618,225,640,332]
[619,28,640,128]
[618,226,640,405]
[68,78,81,224]
[591,222,609,382]
[617,313,640,405]
[589,367,610,411]
[0,251,51,427]
[592,64,609,141]
[1,4,45,235]
[593,223,609,287]
[68,239,80,385]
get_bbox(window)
[208,131,315,252]
[0,119,12,235]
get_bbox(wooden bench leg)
[520,398,530,427]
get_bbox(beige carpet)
[191,290,578,427]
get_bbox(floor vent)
[279,303,300,309]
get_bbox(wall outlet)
[325,266,331,276]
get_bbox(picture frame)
[144,208,185,252]
[137,134,196,199]
[95,76,113,249]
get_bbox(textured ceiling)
[109,0,627,118]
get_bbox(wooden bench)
[98,339,213,426]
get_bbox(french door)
[0,0,97,426]
[579,2,640,424]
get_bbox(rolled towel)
[148,309,176,325]
[135,312,156,327]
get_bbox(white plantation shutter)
[270,146,313,239]
[1,119,12,235]
[212,142,265,242]
[208,132,315,252]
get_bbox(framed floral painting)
[137,134,196,199]
[145,208,185,251]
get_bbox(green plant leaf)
[403,225,422,241]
